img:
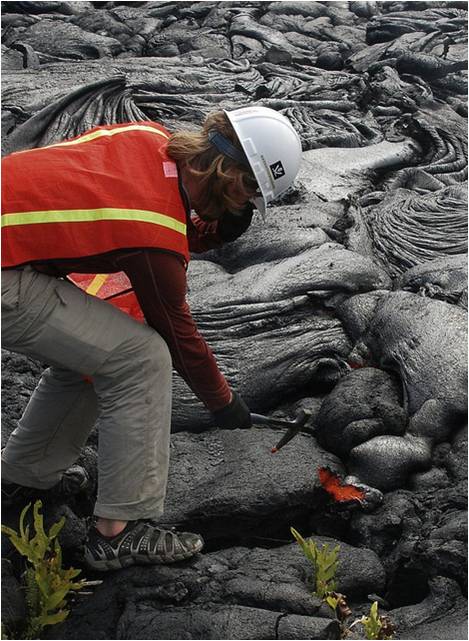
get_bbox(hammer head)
[291,408,312,428]
[271,408,313,453]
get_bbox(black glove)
[217,202,254,243]
[212,391,252,429]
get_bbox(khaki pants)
[1,267,172,520]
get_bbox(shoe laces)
[141,519,177,532]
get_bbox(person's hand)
[217,202,254,242]
[212,391,252,429]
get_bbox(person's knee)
[120,332,172,393]
[145,332,172,373]
[129,330,172,377]
[96,327,172,383]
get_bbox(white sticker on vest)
[163,161,178,178]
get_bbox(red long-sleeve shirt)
[31,214,232,411]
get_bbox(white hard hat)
[225,106,302,215]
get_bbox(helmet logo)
[270,161,285,180]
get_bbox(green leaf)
[291,528,316,566]
[45,587,70,612]
[1,524,18,538]
[31,500,48,559]
[39,609,69,627]
[64,567,82,580]
[322,559,337,573]
[290,527,306,549]
[4,532,35,561]
[69,580,87,590]
[19,503,32,541]
[54,540,63,567]
[32,501,45,534]
[35,567,51,598]
[48,517,65,541]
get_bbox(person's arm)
[188,202,254,253]
[187,215,224,253]
[116,250,232,411]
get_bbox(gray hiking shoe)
[84,520,204,571]
[2,464,90,508]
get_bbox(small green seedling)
[2,500,99,639]
[291,527,340,599]
[351,601,395,640]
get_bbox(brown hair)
[166,111,258,218]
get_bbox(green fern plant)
[291,527,340,599]
[1,500,97,639]
[351,601,395,640]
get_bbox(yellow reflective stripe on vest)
[47,124,169,148]
[86,274,109,296]
[11,124,169,154]
[1,208,187,235]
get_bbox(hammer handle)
[250,413,294,429]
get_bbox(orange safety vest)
[1,121,190,268]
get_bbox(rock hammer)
[250,409,314,453]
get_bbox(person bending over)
[1,106,302,571]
